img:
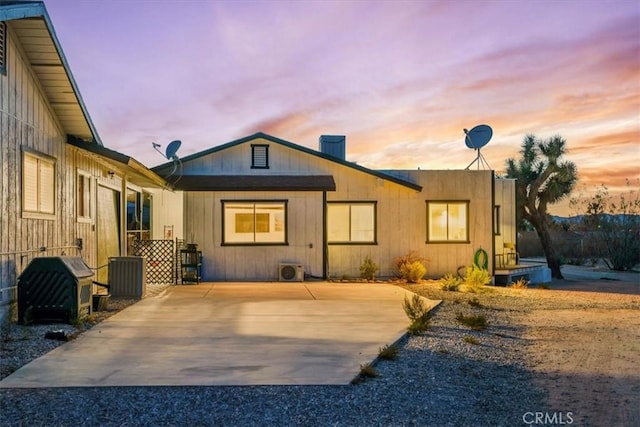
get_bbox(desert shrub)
[399,261,427,283]
[378,344,399,360]
[456,313,487,330]
[351,363,379,384]
[463,265,491,293]
[407,316,431,335]
[509,278,529,289]
[440,273,462,291]
[359,256,379,280]
[468,297,482,308]
[394,251,427,280]
[402,294,428,322]
[403,294,432,335]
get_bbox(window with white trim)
[77,170,93,221]
[22,150,55,217]
[251,144,269,168]
[427,201,469,242]
[327,202,376,244]
[222,200,287,244]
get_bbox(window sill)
[425,240,471,244]
[22,211,56,220]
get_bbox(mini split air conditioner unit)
[278,263,304,282]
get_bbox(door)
[97,185,121,284]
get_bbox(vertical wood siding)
[178,138,503,281]
[0,26,112,296]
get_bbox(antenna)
[464,125,493,170]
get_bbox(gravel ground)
[1,279,637,426]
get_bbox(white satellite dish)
[464,125,493,170]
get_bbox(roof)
[67,137,168,188]
[153,132,423,192]
[0,1,101,144]
[173,175,336,192]
[2,2,167,189]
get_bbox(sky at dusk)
[43,0,639,215]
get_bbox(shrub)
[359,256,379,281]
[378,344,399,360]
[456,313,487,330]
[468,297,482,308]
[394,251,427,281]
[407,316,431,335]
[509,278,529,289]
[399,261,427,283]
[440,273,462,291]
[403,294,428,322]
[403,294,432,335]
[463,265,491,293]
[359,363,378,378]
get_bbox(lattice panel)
[132,240,175,284]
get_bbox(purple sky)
[44,0,639,215]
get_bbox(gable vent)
[251,144,269,168]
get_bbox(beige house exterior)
[153,133,516,281]
[0,2,165,303]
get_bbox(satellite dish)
[464,124,493,170]
[165,140,182,160]
[150,139,183,186]
[464,124,492,149]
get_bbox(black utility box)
[18,257,93,324]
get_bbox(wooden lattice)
[132,240,175,284]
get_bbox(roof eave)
[68,136,169,189]
[1,1,103,145]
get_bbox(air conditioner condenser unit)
[278,263,304,282]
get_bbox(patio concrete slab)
[0,282,438,388]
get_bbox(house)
[153,133,517,281]
[0,1,166,305]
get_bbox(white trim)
[21,149,56,219]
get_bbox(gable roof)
[0,1,101,144]
[152,132,422,192]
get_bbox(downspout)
[491,170,496,280]
[121,176,128,256]
[322,191,328,279]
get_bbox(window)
[251,144,269,168]
[427,201,469,242]
[126,188,151,254]
[0,22,6,74]
[22,149,55,217]
[77,171,93,221]
[327,202,376,244]
[222,200,287,244]
[494,205,501,236]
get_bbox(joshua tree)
[506,134,577,278]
